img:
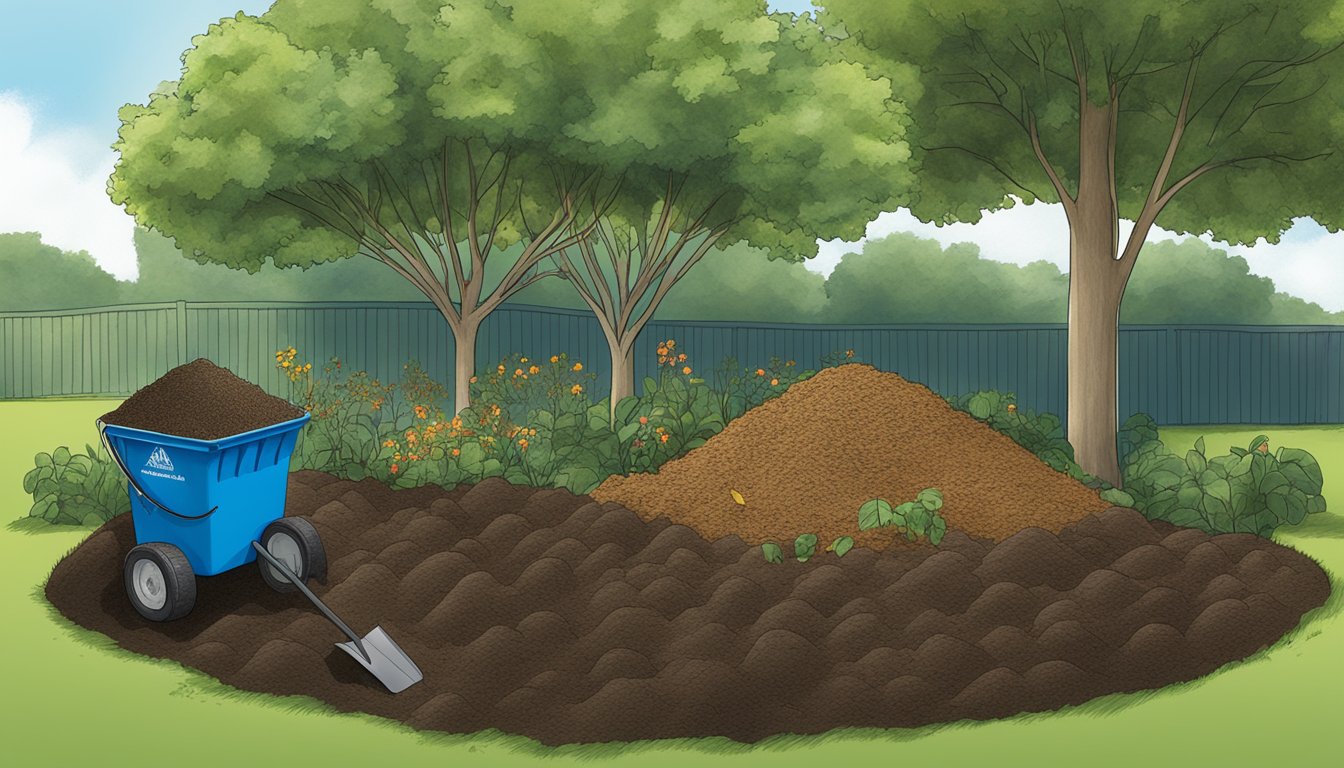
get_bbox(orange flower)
[529,365,539,375]
[572,362,583,372]
[451,448,460,457]
[756,368,766,376]
[382,439,396,448]
[682,366,692,375]
[845,349,855,358]
[666,340,675,350]
[514,368,523,376]
[657,346,668,356]
[660,433,669,443]
[678,353,686,362]
[550,355,559,363]
[390,463,399,474]
[639,416,648,425]
[414,405,428,419]
[469,376,477,384]
[498,364,506,374]
[571,384,583,395]
[518,438,529,450]
[771,378,779,386]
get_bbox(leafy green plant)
[857,488,949,545]
[762,542,784,564]
[794,533,819,562]
[830,535,854,558]
[1123,430,1328,537]
[24,444,129,525]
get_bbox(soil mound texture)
[594,364,1110,546]
[100,358,304,440]
[48,472,1328,745]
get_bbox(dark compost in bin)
[101,358,304,440]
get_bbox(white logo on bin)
[140,448,184,481]
[146,447,175,471]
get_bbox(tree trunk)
[1066,102,1127,487]
[452,317,480,414]
[607,335,635,427]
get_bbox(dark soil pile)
[49,472,1328,745]
[101,358,304,440]
[595,364,1110,546]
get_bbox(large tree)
[540,4,916,421]
[109,0,621,411]
[822,0,1344,484]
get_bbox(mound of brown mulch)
[594,364,1110,547]
[48,472,1329,745]
[101,358,304,440]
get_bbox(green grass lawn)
[2,400,1339,767]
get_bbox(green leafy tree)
[823,0,1344,483]
[0,233,123,310]
[543,3,915,419]
[824,233,1067,323]
[110,0,617,412]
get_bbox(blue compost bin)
[100,412,310,576]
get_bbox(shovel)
[251,541,423,693]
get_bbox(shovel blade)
[336,626,423,694]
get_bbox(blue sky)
[1,0,1340,310]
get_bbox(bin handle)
[97,420,218,521]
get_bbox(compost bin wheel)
[124,543,196,622]
[257,517,327,592]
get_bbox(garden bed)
[46,471,1329,744]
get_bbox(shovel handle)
[251,541,370,663]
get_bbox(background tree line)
[6,227,1339,326]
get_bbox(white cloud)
[809,202,1344,312]
[0,93,137,280]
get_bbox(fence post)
[175,300,188,366]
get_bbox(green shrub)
[1122,424,1327,537]
[857,488,948,545]
[23,444,129,525]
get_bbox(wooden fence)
[3,300,1342,425]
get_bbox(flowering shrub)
[711,354,809,422]
[469,352,595,425]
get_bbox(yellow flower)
[682,366,692,375]
[520,357,528,363]
[281,360,291,368]
[550,355,559,364]
[515,368,523,376]
[529,365,539,375]
[571,384,583,395]
[382,439,396,448]
[666,340,675,350]
[845,349,855,358]
[572,362,583,372]
[498,364,506,374]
